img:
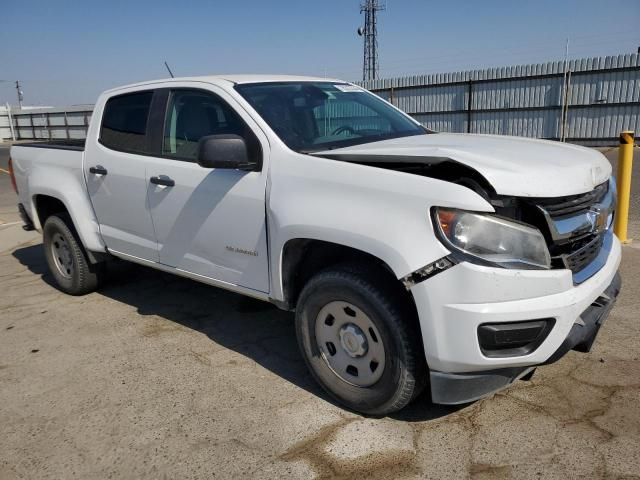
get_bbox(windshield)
[235,82,429,153]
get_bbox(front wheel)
[295,265,426,415]
[43,213,104,295]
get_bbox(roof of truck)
[214,74,345,84]
[104,74,349,94]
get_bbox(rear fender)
[28,165,105,252]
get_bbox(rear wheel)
[295,265,426,415]
[43,213,104,295]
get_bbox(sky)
[1,0,639,106]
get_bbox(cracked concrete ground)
[1,234,639,479]
[1,144,639,479]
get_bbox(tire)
[295,264,426,415]
[43,213,104,295]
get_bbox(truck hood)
[313,133,611,197]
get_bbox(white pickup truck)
[9,75,621,414]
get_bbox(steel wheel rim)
[50,232,74,279]
[314,301,386,387]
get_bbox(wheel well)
[280,239,409,310]
[33,194,107,264]
[34,195,68,227]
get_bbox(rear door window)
[100,91,153,154]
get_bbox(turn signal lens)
[436,208,457,237]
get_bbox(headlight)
[433,208,551,269]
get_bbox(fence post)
[64,111,70,139]
[467,80,473,133]
[29,114,35,139]
[44,113,51,140]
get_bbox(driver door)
[145,86,270,293]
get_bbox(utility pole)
[358,1,385,82]
[15,81,24,109]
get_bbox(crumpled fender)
[267,152,493,301]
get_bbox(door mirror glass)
[197,134,256,170]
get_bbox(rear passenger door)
[84,90,159,261]
[145,87,270,293]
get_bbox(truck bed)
[16,139,85,151]
[11,140,87,232]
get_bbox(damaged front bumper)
[409,229,621,405]
[428,272,621,404]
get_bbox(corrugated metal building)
[359,53,640,145]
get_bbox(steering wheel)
[331,125,357,136]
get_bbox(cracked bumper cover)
[429,272,621,404]
[408,232,622,405]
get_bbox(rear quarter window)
[100,91,153,154]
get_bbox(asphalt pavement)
[0,141,639,479]
[0,145,15,215]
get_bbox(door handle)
[150,176,175,187]
[89,165,108,175]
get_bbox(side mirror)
[197,134,257,171]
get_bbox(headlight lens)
[434,208,551,269]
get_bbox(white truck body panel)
[86,81,272,292]
[313,132,612,197]
[266,147,492,300]
[84,145,160,261]
[10,146,106,252]
[145,160,270,292]
[412,235,620,372]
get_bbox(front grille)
[534,181,608,218]
[518,179,613,283]
[564,234,604,274]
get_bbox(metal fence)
[1,53,638,145]
[0,105,15,141]
[0,106,93,142]
[359,53,640,145]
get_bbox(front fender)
[267,153,493,301]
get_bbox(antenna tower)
[359,1,385,82]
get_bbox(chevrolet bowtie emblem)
[586,208,606,233]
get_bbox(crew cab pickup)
[9,75,621,414]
